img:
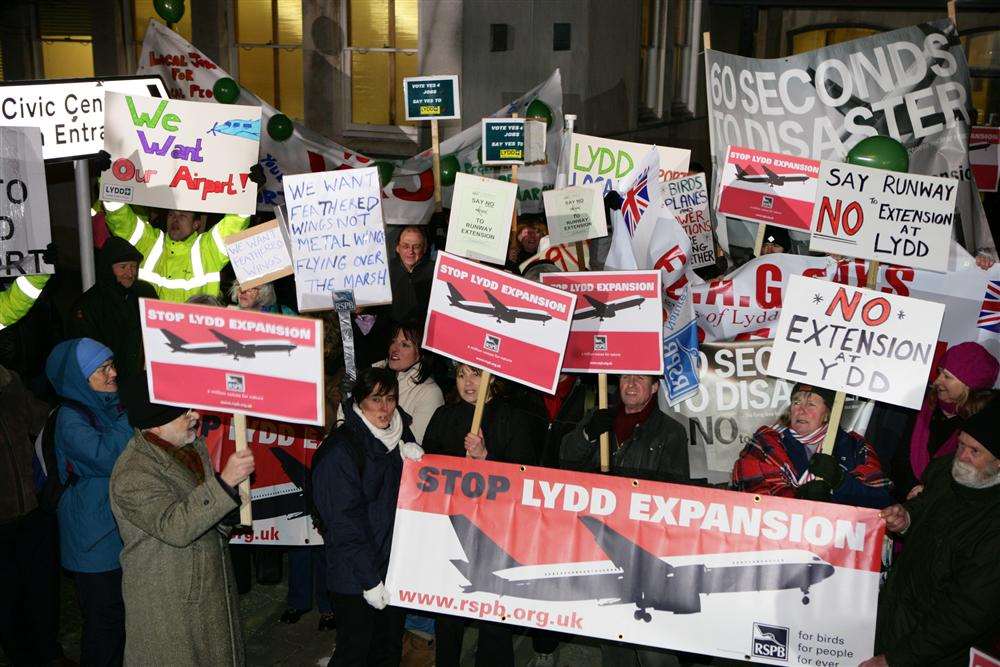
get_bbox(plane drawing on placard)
[162,329,296,360]
[446,283,552,325]
[735,164,810,186]
[207,118,261,140]
[574,294,644,321]
[448,515,835,622]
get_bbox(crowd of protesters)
[1,168,998,667]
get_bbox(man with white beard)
[862,397,1000,667]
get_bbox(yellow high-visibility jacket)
[0,275,49,330]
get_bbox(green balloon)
[847,136,909,173]
[267,114,294,142]
[525,99,553,127]
[212,78,240,104]
[153,0,185,24]
[373,160,395,188]
[439,154,460,187]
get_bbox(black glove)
[584,408,615,441]
[808,453,845,489]
[794,479,833,501]
[604,191,624,211]
[42,242,58,267]
[93,150,112,173]
[249,163,266,187]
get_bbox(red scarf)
[613,399,655,446]
[543,376,576,421]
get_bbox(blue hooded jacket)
[46,339,135,572]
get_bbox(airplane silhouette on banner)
[574,294,644,321]
[446,283,552,325]
[162,329,297,360]
[735,164,810,187]
[448,514,835,622]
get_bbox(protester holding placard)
[388,226,434,325]
[732,383,893,508]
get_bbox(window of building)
[132,0,193,65]
[234,0,304,120]
[639,0,701,121]
[39,0,93,79]
[553,23,571,51]
[346,0,419,129]
[788,25,882,55]
[491,24,509,53]
[961,28,999,124]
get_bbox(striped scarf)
[775,424,828,485]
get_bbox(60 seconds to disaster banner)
[387,455,884,665]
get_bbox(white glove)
[399,442,424,461]
[363,581,390,610]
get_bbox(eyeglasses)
[96,360,116,376]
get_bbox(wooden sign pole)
[431,118,443,212]
[509,113,521,256]
[598,373,611,472]
[232,412,253,527]
[470,371,493,437]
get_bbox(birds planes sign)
[718,146,821,232]
[139,299,324,426]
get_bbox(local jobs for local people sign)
[100,92,261,215]
[808,161,957,272]
[717,146,821,232]
[664,173,715,269]
[387,455,884,666]
[224,219,293,289]
[282,166,391,310]
[139,299,324,425]
[446,173,519,265]
[767,275,944,409]
[403,75,461,120]
[970,127,999,193]
[422,252,575,393]
[481,118,525,165]
[0,127,53,276]
[568,133,691,192]
[541,271,663,374]
[542,183,606,245]
[0,75,168,161]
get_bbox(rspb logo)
[751,622,789,661]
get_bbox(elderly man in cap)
[861,396,1000,667]
[109,373,254,666]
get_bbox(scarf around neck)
[781,423,828,455]
[353,404,404,451]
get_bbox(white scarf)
[353,404,404,451]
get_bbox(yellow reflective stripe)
[103,201,126,213]
[211,223,229,258]
[191,234,206,277]
[127,218,147,246]
[15,276,42,300]
[142,233,165,270]
[138,271,221,290]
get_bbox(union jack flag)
[979,280,1000,332]
[621,167,650,235]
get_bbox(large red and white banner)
[201,411,323,545]
[422,252,575,393]
[541,271,663,374]
[717,146,820,232]
[387,455,883,664]
[140,299,325,425]
[970,127,999,193]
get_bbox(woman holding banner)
[732,383,893,508]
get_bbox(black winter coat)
[875,455,1000,666]
[388,253,433,325]
[422,398,538,465]
[560,407,690,483]
[311,400,413,594]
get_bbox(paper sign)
[224,219,293,289]
[541,271,663,374]
[283,167,391,310]
[524,119,547,164]
[568,133,691,193]
[808,161,957,272]
[0,127,53,276]
[767,275,944,409]
[542,184,606,245]
[481,118,525,165]
[665,173,714,269]
[403,75,461,121]
[446,173,519,265]
[970,127,999,193]
[718,146,821,231]
[140,299,325,425]
[100,92,261,215]
[0,75,168,161]
[422,252,575,393]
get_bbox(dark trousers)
[435,615,514,667]
[0,509,61,665]
[329,594,405,666]
[287,546,331,613]
[74,568,125,667]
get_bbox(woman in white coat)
[372,323,443,444]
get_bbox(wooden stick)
[702,31,711,51]
[598,373,610,472]
[431,119,442,212]
[232,413,253,527]
[574,240,587,270]
[947,0,957,24]
[753,222,767,256]
[509,113,521,256]
[470,370,492,436]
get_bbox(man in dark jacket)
[69,237,158,378]
[561,374,689,483]
[388,226,433,324]
[866,397,1000,667]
